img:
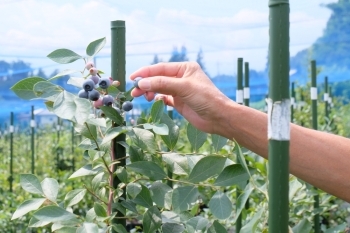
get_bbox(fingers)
[155,94,175,107]
[130,62,188,80]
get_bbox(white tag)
[236,90,243,104]
[167,106,173,111]
[323,93,329,102]
[310,87,317,100]
[328,97,332,104]
[291,97,296,109]
[56,125,61,131]
[267,99,290,140]
[243,87,250,99]
[30,120,36,128]
[9,125,14,133]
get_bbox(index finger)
[130,62,187,80]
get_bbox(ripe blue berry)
[99,77,111,89]
[78,89,89,99]
[88,89,100,101]
[122,101,133,111]
[82,79,95,92]
[90,75,99,85]
[102,95,114,106]
[133,77,143,89]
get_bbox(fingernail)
[139,79,151,90]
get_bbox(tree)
[196,48,210,77]
[151,54,162,65]
[169,45,188,62]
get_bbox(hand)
[130,62,234,134]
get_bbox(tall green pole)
[244,62,250,107]
[167,106,174,188]
[291,82,295,122]
[111,20,126,230]
[236,57,243,233]
[9,112,14,192]
[311,60,320,233]
[71,123,75,172]
[324,77,329,119]
[31,106,35,174]
[268,1,290,232]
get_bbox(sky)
[0,0,337,81]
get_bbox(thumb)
[138,76,188,96]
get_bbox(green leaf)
[127,161,167,181]
[41,178,59,202]
[129,128,156,153]
[86,37,106,56]
[160,113,179,150]
[233,183,254,223]
[33,206,76,223]
[132,184,153,208]
[162,223,185,233]
[120,200,138,214]
[207,220,227,233]
[208,191,232,219]
[214,164,254,186]
[239,208,264,233]
[48,69,80,81]
[187,123,207,152]
[234,140,251,177]
[162,153,189,175]
[324,223,347,233]
[211,134,228,152]
[53,91,91,123]
[144,123,169,135]
[86,116,106,128]
[101,126,128,145]
[20,174,44,195]
[100,106,124,125]
[292,219,312,233]
[67,77,85,89]
[289,177,303,201]
[151,100,165,123]
[28,216,50,227]
[129,145,145,162]
[115,167,128,184]
[33,81,63,101]
[47,48,82,64]
[143,206,162,233]
[69,164,101,179]
[188,156,226,183]
[172,186,198,213]
[11,198,46,220]
[64,189,87,207]
[126,183,142,198]
[55,227,77,233]
[112,224,129,233]
[77,222,99,233]
[186,216,209,233]
[10,77,46,100]
[94,202,107,218]
[150,182,172,208]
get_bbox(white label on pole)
[323,93,329,102]
[56,125,60,131]
[9,125,14,133]
[243,87,250,99]
[291,97,296,109]
[236,90,243,104]
[310,87,318,100]
[167,106,173,111]
[30,120,36,128]
[328,97,332,104]
[267,98,290,140]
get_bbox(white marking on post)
[323,93,329,102]
[9,125,14,133]
[243,87,250,100]
[267,99,290,140]
[236,90,243,104]
[291,97,296,109]
[30,120,36,128]
[310,87,317,100]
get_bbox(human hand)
[130,62,234,134]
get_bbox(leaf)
[211,134,228,152]
[150,182,172,208]
[115,167,128,184]
[162,153,189,175]
[234,140,251,177]
[20,174,43,195]
[64,189,87,207]
[186,216,209,233]
[76,222,99,233]
[127,161,167,181]
[112,224,129,233]
[28,216,51,227]
[239,208,264,233]
[48,69,80,81]
[11,198,46,220]
[67,77,85,89]
[129,145,145,162]
[160,113,179,150]
[187,123,207,152]
[10,77,46,100]
[162,223,185,233]
[94,202,107,218]
[188,156,226,183]
[208,191,232,219]
[292,219,312,233]
[55,227,77,233]
[33,206,76,223]
[207,220,227,233]
[129,128,156,153]
[132,185,153,208]
[126,183,142,198]
[172,186,198,213]
[33,81,63,101]
[47,48,82,64]
[100,106,124,125]
[101,126,128,145]
[69,164,101,179]
[289,177,303,201]
[151,100,165,123]
[143,206,162,233]
[144,123,169,135]
[214,164,255,186]
[233,183,254,223]
[120,200,138,214]
[324,223,347,233]
[86,37,106,56]
[41,178,59,202]
[53,91,91,123]
[86,116,106,127]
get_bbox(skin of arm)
[130,61,350,202]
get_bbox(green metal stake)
[244,62,250,107]
[167,106,174,188]
[71,123,75,172]
[291,82,295,122]
[236,57,243,233]
[111,20,126,230]
[56,117,61,175]
[9,112,14,192]
[31,106,35,174]
[268,1,290,232]
[328,86,333,110]
[311,60,320,233]
[324,76,329,120]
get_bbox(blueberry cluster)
[78,61,134,114]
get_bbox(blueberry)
[82,79,95,92]
[78,89,89,99]
[102,95,114,106]
[122,101,133,111]
[99,77,111,89]
[133,77,143,89]
[90,75,99,85]
[88,89,100,101]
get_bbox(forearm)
[218,100,350,201]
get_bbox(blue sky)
[0,0,336,80]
